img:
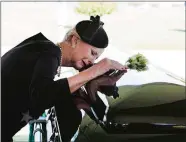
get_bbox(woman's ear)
[71,35,78,48]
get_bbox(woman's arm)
[68,58,126,93]
[29,46,125,112]
[68,63,101,93]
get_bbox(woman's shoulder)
[27,33,61,65]
[15,32,61,58]
[19,32,47,44]
[24,32,60,53]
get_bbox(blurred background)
[1,2,185,80]
[1,2,185,141]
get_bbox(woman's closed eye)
[92,51,99,60]
[91,50,98,57]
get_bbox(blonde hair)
[63,27,81,45]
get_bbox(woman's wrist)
[67,65,100,93]
[85,63,107,79]
[67,60,109,93]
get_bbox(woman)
[1,15,126,142]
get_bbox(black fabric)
[75,15,109,49]
[1,32,80,141]
[85,94,107,122]
[55,93,82,142]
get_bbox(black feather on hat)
[75,15,109,49]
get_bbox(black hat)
[75,15,109,48]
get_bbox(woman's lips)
[82,60,86,67]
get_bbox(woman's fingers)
[97,70,126,86]
[104,69,116,76]
[112,70,127,79]
[112,71,126,82]
[110,59,126,71]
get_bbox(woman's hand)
[89,58,127,77]
[72,61,127,111]
[85,69,127,102]
[73,70,127,111]
[68,58,127,94]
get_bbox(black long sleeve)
[1,32,78,141]
[29,46,71,116]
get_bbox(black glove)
[85,69,127,102]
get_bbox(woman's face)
[70,36,105,70]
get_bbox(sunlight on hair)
[63,27,81,45]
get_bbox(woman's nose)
[91,56,97,63]
[88,60,94,65]
[89,58,96,65]
[83,59,92,66]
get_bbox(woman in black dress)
[1,16,126,142]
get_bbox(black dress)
[1,33,82,142]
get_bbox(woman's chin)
[75,64,83,71]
